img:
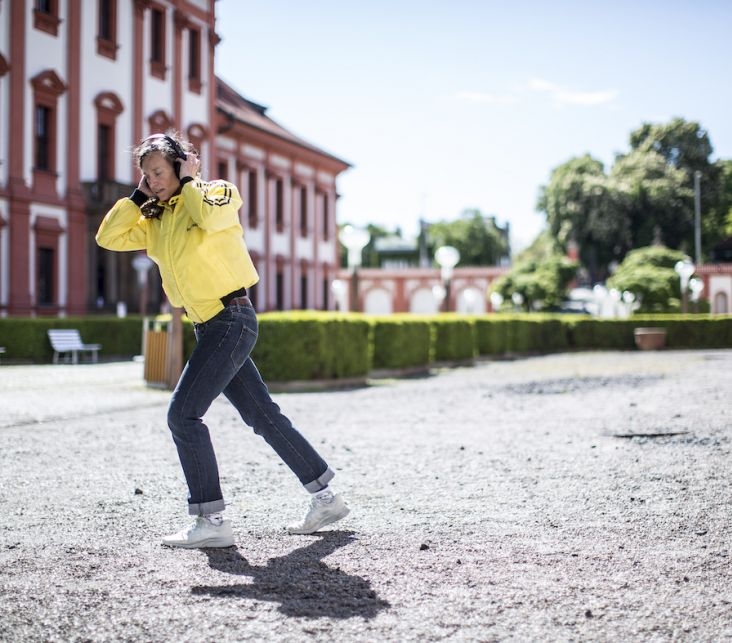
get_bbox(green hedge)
[475,316,511,355]
[565,315,732,350]
[2,313,731,381]
[369,315,433,370]
[429,315,476,362]
[566,318,637,350]
[0,316,143,362]
[252,312,372,381]
[624,315,732,349]
[475,314,570,355]
[160,312,372,382]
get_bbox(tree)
[711,158,732,238]
[537,155,627,282]
[489,232,578,311]
[428,209,509,266]
[610,149,694,250]
[628,117,725,254]
[536,117,731,283]
[606,246,688,312]
[629,118,713,170]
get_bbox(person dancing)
[96,132,349,548]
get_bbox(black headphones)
[145,133,187,178]
[139,134,188,219]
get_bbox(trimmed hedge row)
[1,313,731,381]
[252,313,372,382]
[369,315,433,371]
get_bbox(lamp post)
[338,225,370,312]
[489,291,504,313]
[462,288,478,314]
[132,253,154,316]
[511,291,524,312]
[592,283,609,317]
[621,290,636,318]
[434,245,460,312]
[431,284,446,313]
[331,279,347,312]
[674,258,696,314]
[694,170,702,266]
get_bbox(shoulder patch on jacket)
[201,180,234,207]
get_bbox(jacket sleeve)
[183,179,244,233]
[95,196,149,251]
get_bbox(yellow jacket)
[96,179,259,323]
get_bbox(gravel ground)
[0,350,730,642]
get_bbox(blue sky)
[215,0,732,252]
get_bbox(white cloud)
[454,79,617,109]
[528,78,560,93]
[453,90,515,105]
[528,77,618,106]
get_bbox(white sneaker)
[287,493,350,535]
[162,517,235,548]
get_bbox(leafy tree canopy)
[489,231,577,311]
[629,117,713,171]
[606,246,688,312]
[537,154,628,281]
[714,158,732,237]
[610,148,694,250]
[537,117,729,281]
[428,208,509,266]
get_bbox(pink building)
[334,267,509,314]
[0,0,349,317]
[696,264,732,314]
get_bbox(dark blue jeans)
[167,299,334,516]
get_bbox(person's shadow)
[191,531,390,619]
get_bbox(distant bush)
[607,246,688,312]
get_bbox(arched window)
[34,216,64,310]
[31,70,67,197]
[186,123,207,156]
[188,26,202,94]
[149,2,167,80]
[714,291,729,314]
[94,92,124,181]
[148,109,174,135]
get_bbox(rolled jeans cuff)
[303,467,335,493]
[188,498,226,516]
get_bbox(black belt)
[221,287,249,307]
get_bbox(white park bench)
[47,329,102,364]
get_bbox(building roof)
[374,235,418,253]
[216,77,351,170]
